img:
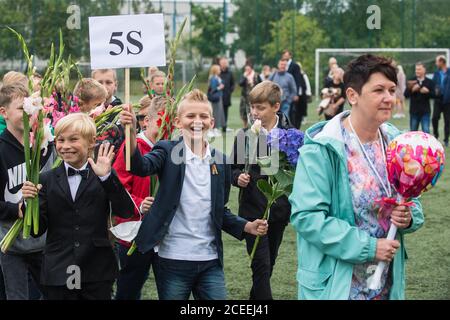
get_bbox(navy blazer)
[130,138,248,266]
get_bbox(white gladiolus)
[23,91,43,116]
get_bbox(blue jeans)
[115,242,159,300]
[157,257,226,300]
[410,113,430,133]
[280,101,291,119]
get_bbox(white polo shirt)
[157,142,218,261]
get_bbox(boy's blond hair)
[2,71,28,87]
[91,69,118,82]
[54,113,96,143]
[177,89,212,117]
[248,80,281,106]
[73,78,107,107]
[0,83,29,108]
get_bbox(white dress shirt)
[64,162,110,201]
[157,142,218,261]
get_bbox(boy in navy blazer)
[22,113,133,300]
[120,89,268,300]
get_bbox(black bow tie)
[67,167,89,180]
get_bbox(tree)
[189,4,227,60]
[231,0,303,64]
[0,0,155,62]
[263,11,329,80]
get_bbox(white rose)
[251,119,262,135]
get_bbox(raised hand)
[88,142,115,177]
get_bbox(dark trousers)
[244,221,287,300]
[44,281,113,300]
[432,99,450,143]
[289,98,307,129]
[115,242,159,300]
[223,104,230,130]
[0,266,5,300]
[0,251,43,300]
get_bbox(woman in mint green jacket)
[289,55,424,300]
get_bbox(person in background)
[281,50,307,129]
[136,96,151,133]
[404,62,435,133]
[148,71,166,97]
[239,61,261,128]
[269,59,297,120]
[92,69,122,107]
[318,67,346,121]
[392,62,406,119]
[259,65,272,82]
[73,78,107,114]
[219,57,235,133]
[432,55,450,147]
[207,64,226,136]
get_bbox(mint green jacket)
[289,111,424,300]
[0,116,5,134]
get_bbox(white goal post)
[315,48,450,98]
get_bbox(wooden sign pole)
[125,68,131,171]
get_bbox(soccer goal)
[315,48,450,98]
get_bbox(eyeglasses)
[136,115,146,121]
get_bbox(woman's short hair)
[73,78,107,106]
[54,113,96,142]
[344,54,397,94]
[248,81,282,106]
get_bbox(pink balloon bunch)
[386,131,445,199]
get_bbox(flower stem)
[248,201,272,267]
[127,241,137,256]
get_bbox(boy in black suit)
[22,113,133,300]
[119,89,268,300]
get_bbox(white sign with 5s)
[89,13,166,69]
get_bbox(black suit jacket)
[34,163,133,286]
[130,138,248,266]
[287,60,307,95]
[231,112,292,223]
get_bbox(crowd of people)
[0,50,447,301]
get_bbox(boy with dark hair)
[231,80,292,300]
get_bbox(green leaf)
[257,179,273,200]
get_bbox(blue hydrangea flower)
[268,128,304,167]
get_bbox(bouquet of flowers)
[1,29,56,252]
[248,128,304,264]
